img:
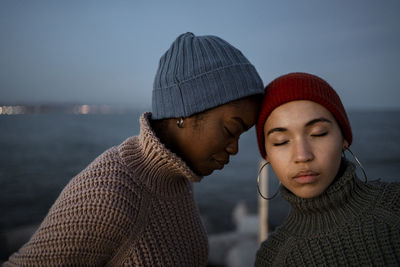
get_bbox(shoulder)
[63,148,129,191]
[39,145,146,250]
[381,181,400,199]
[50,142,148,231]
[60,143,144,208]
[4,140,148,265]
[72,137,143,187]
[370,181,400,226]
[375,181,400,211]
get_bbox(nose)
[225,139,239,155]
[293,138,314,163]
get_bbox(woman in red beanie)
[255,72,400,266]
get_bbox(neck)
[118,113,203,195]
[280,160,379,236]
[150,118,181,156]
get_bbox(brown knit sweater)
[4,113,209,266]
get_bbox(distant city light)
[0,105,26,115]
[72,104,112,114]
[74,104,91,114]
[0,104,138,115]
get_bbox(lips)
[292,170,319,184]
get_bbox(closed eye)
[273,140,289,146]
[224,127,235,138]
[311,132,328,137]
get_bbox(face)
[174,97,259,176]
[264,100,348,198]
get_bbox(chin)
[192,166,212,177]
[201,169,214,176]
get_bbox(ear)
[264,143,269,163]
[342,139,349,151]
[264,152,270,164]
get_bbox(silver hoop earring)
[345,148,368,183]
[177,117,184,128]
[257,162,280,200]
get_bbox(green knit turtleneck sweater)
[255,160,400,266]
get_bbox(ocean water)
[0,110,399,238]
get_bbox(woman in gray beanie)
[5,32,264,266]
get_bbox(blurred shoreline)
[0,103,149,115]
[1,103,399,116]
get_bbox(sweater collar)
[118,113,203,196]
[280,160,379,235]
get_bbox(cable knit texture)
[4,112,208,266]
[255,160,400,266]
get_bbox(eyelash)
[273,141,288,146]
[273,132,328,146]
[225,127,235,138]
[311,132,328,137]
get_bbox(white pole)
[258,159,268,244]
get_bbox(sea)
[0,109,399,243]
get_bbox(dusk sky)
[1,0,399,109]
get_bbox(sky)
[0,0,399,110]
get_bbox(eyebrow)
[266,117,332,136]
[266,127,287,136]
[232,117,250,131]
[305,117,332,127]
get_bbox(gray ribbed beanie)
[152,32,264,119]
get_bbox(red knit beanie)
[256,72,352,159]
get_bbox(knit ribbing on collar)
[280,160,380,236]
[118,112,202,197]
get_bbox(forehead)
[207,97,259,124]
[265,100,336,129]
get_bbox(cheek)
[266,149,290,182]
[314,136,344,180]
[194,130,227,156]
[319,133,343,159]
[321,143,343,173]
